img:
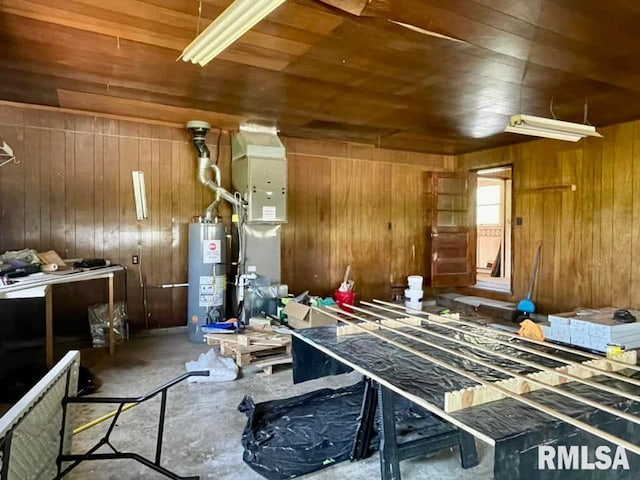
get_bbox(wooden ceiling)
[2,0,640,154]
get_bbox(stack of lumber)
[205,328,292,372]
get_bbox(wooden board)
[251,354,293,375]
[205,328,292,367]
[444,350,638,413]
[336,317,423,336]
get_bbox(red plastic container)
[334,289,356,312]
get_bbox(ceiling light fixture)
[179,0,286,67]
[504,114,602,142]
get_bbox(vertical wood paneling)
[50,126,66,255]
[459,118,640,313]
[600,129,615,306]
[93,123,104,260]
[74,127,95,259]
[64,126,76,258]
[580,139,595,306]
[632,121,640,304]
[23,116,40,250]
[611,123,634,306]
[156,130,174,328]
[39,124,51,250]
[0,102,453,330]
[331,158,392,301]
[390,165,429,286]
[281,153,332,295]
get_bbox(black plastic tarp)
[290,325,640,479]
[238,380,459,479]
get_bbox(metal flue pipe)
[187,120,241,219]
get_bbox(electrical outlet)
[132,255,139,265]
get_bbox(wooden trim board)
[336,317,422,336]
[445,350,637,412]
[370,300,640,375]
[330,305,640,423]
[316,307,640,456]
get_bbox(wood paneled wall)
[0,102,453,331]
[458,121,640,313]
[282,138,453,301]
[0,102,223,332]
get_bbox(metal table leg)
[458,430,479,468]
[378,384,401,480]
[108,274,114,356]
[351,377,378,461]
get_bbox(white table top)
[0,265,124,295]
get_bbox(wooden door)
[429,173,477,287]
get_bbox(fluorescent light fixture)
[505,114,602,142]
[132,171,148,221]
[180,0,286,67]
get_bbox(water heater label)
[262,206,277,221]
[199,275,225,307]
[202,239,221,263]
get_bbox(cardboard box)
[283,302,337,330]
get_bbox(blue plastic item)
[201,322,238,334]
[517,244,541,314]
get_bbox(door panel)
[430,173,477,287]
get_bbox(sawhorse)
[352,378,479,480]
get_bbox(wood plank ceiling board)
[4,0,640,153]
[56,90,246,130]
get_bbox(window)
[477,184,501,225]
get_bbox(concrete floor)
[68,334,494,479]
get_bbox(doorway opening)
[474,166,512,292]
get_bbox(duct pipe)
[197,155,221,220]
[187,121,242,220]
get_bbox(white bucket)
[405,300,423,311]
[404,289,423,303]
[407,275,423,291]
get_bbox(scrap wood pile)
[205,327,292,373]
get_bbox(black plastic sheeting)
[291,324,640,479]
[238,380,458,479]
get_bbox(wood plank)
[170,136,184,327]
[74,127,95,258]
[611,123,634,306]
[632,121,640,309]
[57,90,244,131]
[23,124,41,250]
[600,129,615,306]
[282,153,332,295]
[445,351,638,412]
[330,157,392,300]
[39,123,52,249]
[390,165,429,286]
[156,136,174,327]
